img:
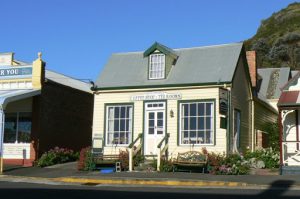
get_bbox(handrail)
[157,133,170,148]
[161,144,169,154]
[157,133,170,171]
[129,133,143,148]
[128,133,143,172]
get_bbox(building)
[278,72,300,174]
[257,67,292,110]
[92,42,277,171]
[0,52,93,167]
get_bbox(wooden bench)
[93,154,120,164]
[173,151,208,173]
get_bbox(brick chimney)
[246,51,257,87]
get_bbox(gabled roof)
[277,71,300,107]
[281,71,300,91]
[143,42,178,59]
[257,67,291,99]
[278,91,300,107]
[13,59,31,66]
[96,42,244,89]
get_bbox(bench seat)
[173,151,208,173]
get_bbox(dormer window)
[149,54,165,79]
[144,42,178,80]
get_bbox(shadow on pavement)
[259,180,295,198]
[0,180,298,199]
[2,166,24,173]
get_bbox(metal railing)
[128,133,143,171]
[157,133,170,171]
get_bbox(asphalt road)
[0,181,300,199]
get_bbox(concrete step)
[281,166,300,175]
[134,159,156,172]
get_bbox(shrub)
[244,147,280,168]
[119,150,129,171]
[262,122,279,151]
[134,153,145,166]
[118,149,145,171]
[202,148,225,170]
[202,147,280,175]
[160,159,173,172]
[77,147,96,171]
[202,148,250,175]
[209,153,250,175]
[37,147,79,167]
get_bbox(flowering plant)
[37,147,79,167]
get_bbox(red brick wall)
[246,51,257,87]
[35,80,93,157]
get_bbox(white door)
[145,102,165,155]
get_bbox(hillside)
[245,2,300,69]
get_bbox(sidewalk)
[2,163,300,188]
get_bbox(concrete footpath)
[1,163,300,189]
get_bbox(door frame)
[143,100,167,155]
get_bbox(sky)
[0,0,298,82]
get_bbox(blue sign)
[0,66,32,78]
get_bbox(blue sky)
[0,0,298,81]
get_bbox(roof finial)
[38,52,42,59]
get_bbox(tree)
[269,32,300,69]
[282,32,300,69]
[251,38,270,67]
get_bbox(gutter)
[92,81,233,92]
[253,96,278,114]
[251,98,255,152]
[93,83,233,94]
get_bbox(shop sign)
[2,144,30,159]
[131,92,182,101]
[0,66,32,79]
[219,88,228,115]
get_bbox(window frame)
[148,53,166,80]
[178,100,215,146]
[3,112,32,144]
[104,103,134,146]
[233,109,241,149]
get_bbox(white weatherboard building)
[92,42,277,171]
[278,72,300,174]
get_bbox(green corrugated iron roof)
[143,42,178,59]
[257,67,291,99]
[95,42,244,89]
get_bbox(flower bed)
[37,147,79,167]
[202,147,279,175]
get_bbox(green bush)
[209,153,250,175]
[78,147,96,171]
[37,147,79,167]
[160,159,173,172]
[133,153,145,166]
[244,147,280,168]
[262,122,280,152]
[205,147,279,175]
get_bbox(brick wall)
[246,51,257,87]
[36,80,93,156]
